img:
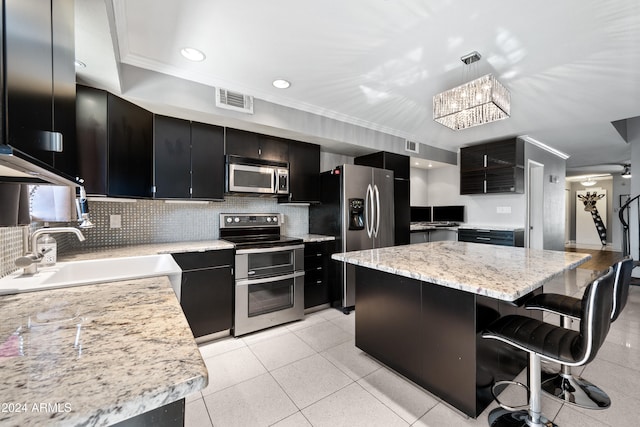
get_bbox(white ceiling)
[76,0,640,171]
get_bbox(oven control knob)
[226,217,232,223]
[272,216,278,223]
[266,217,272,222]
[234,217,240,223]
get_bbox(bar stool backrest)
[571,267,615,365]
[611,257,634,322]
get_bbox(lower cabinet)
[304,241,333,309]
[458,228,524,247]
[171,249,234,338]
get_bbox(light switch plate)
[110,214,122,228]
[496,206,512,214]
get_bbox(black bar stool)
[482,267,616,427]
[524,257,633,409]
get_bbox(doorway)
[527,160,544,249]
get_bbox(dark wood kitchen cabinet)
[458,228,524,247]
[76,85,153,197]
[282,140,320,203]
[4,0,77,177]
[153,116,224,200]
[304,241,334,309]
[355,151,410,245]
[225,128,289,162]
[171,249,234,339]
[460,138,524,195]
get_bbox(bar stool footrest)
[491,380,530,412]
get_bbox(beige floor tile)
[358,368,439,424]
[302,382,408,427]
[271,411,313,427]
[271,353,352,409]
[185,398,213,427]
[293,320,352,352]
[203,373,297,427]
[248,330,315,370]
[200,346,267,396]
[322,340,381,381]
[198,335,246,359]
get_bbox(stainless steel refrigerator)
[309,164,395,313]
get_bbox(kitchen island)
[332,241,591,417]
[0,276,207,426]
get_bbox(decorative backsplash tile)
[60,196,309,252]
[0,226,26,279]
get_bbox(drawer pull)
[316,280,322,284]
[476,237,491,241]
[316,253,322,257]
[316,267,323,270]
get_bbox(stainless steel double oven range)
[220,213,304,336]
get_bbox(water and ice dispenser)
[348,198,365,230]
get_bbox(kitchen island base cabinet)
[355,266,538,417]
[111,399,184,427]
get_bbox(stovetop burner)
[219,213,303,249]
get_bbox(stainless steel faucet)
[15,227,86,275]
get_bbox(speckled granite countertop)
[60,235,334,262]
[0,277,208,427]
[332,241,591,301]
[410,223,459,232]
[297,234,336,243]
[60,240,235,261]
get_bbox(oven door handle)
[236,244,305,255]
[236,271,305,286]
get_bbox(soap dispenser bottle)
[36,233,57,266]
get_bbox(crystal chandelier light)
[433,52,511,130]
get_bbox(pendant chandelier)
[433,51,511,131]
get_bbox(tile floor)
[186,268,640,426]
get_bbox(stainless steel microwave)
[226,156,289,195]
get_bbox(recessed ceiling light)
[180,47,206,62]
[428,163,433,168]
[272,79,291,89]
[74,60,86,68]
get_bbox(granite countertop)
[458,225,525,231]
[0,276,207,427]
[60,240,235,262]
[297,234,336,243]
[410,222,459,232]
[332,241,591,301]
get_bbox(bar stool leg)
[540,316,611,409]
[488,354,556,427]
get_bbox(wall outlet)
[496,206,512,214]
[110,214,122,228]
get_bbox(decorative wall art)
[576,189,607,246]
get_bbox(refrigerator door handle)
[373,184,381,238]
[365,184,374,238]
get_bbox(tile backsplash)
[60,196,309,252]
[0,226,26,279]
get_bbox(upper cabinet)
[355,151,410,179]
[460,138,524,195]
[4,0,77,177]
[285,140,320,203]
[225,128,288,162]
[153,115,224,200]
[76,85,153,197]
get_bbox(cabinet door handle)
[316,280,323,284]
[316,253,322,257]
[316,267,323,270]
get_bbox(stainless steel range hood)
[0,144,79,187]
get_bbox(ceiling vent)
[215,88,254,114]
[405,140,419,154]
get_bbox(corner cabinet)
[460,138,524,195]
[76,85,153,197]
[283,140,320,203]
[153,115,224,200]
[171,249,234,339]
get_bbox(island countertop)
[0,276,208,427]
[332,241,591,301]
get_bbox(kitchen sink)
[0,255,182,297]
